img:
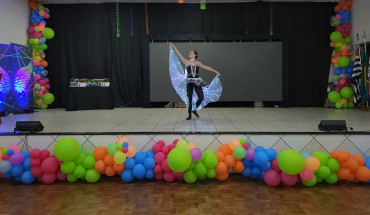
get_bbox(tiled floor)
[1,107,370,133]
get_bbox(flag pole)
[362,31,369,107]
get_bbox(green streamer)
[269,2,273,36]
[116,2,120,38]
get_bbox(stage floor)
[1,107,370,134]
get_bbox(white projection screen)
[150,42,282,102]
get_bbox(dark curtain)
[46,2,335,108]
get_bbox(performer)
[169,42,221,120]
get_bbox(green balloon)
[330,31,343,43]
[189,161,196,170]
[207,168,217,178]
[113,151,126,164]
[67,174,78,182]
[312,151,329,166]
[74,153,87,165]
[343,103,349,109]
[302,175,317,187]
[42,27,55,39]
[54,137,80,162]
[316,176,324,183]
[176,140,189,149]
[335,102,343,109]
[344,37,352,44]
[348,101,354,109]
[340,87,353,99]
[73,165,87,178]
[338,56,350,67]
[328,91,341,103]
[204,153,218,168]
[60,161,76,174]
[83,156,96,169]
[240,138,246,144]
[194,162,207,177]
[198,174,206,180]
[41,93,54,105]
[326,159,340,173]
[107,143,117,155]
[184,169,198,184]
[34,83,41,89]
[167,147,192,172]
[317,166,331,179]
[116,144,123,151]
[85,169,101,183]
[88,150,94,157]
[233,146,246,159]
[40,103,48,109]
[277,149,305,175]
[325,173,338,184]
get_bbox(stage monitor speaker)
[14,121,44,133]
[318,120,346,131]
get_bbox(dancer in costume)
[169,42,222,120]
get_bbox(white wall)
[0,0,29,46]
[352,0,370,43]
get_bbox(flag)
[351,46,362,105]
[360,46,369,105]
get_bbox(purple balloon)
[9,152,24,165]
[245,148,255,160]
[190,148,202,161]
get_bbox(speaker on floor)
[14,121,44,133]
[318,120,347,131]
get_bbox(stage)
[0,107,370,156]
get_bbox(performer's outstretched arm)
[197,62,221,76]
[169,42,189,66]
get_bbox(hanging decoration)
[200,0,206,10]
[116,1,120,38]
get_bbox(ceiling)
[39,0,339,4]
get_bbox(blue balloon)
[20,151,29,158]
[2,172,12,179]
[242,159,253,167]
[121,169,135,183]
[134,152,147,164]
[251,166,261,176]
[255,146,265,152]
[301,151,311,159]
[124,158,136,170]
[0,160,12,173]
[21,171,35,184]
[251,173,259,179]
[145,169,155,179]
[144,157,156,170]
[122,142,129,147]
[15,176,22,182]
[262,161,271,171]
[133,164,146,179]
[242,167,252,177]
[254,151,269,167]
[146,149,155,158]
[246,141,252,147]
[10,165,24,177]
[259,171,265,179]
[23,158,32,170]
[265,148,277,160]
[7,149,14,155]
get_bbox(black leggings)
[187,83,204,112]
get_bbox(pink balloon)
[161,146,169,155]
[155,173,163,180]
[40,150,50,160]
[280,172,298,186]
[299,167,314,181]
[42,172,57,184]
[44,13,50,19]
[56,170,67,181]
[41,157,58,173]
[153,164,162,174]
[32,23,38,27]
[335,14,342,20]
[28,26,36,34]
[242,143,249,149]
[264,169,281,187]
[154,152,165,165]
[167,144,175,152]
[34,32,42,39]
[339,79,346,85]
[173,171,184,180]
[161,159,171,172]
[33,74,41,81]
[157,140,165,147]
[38,80,46,86]
[7,145,20,153]
[271,158,281,173]
[334,86,341,92]
[39,22,45,27]
[172,139,179,145]
[164,172,175,182]
[2,154,9,160]
[44,90,49,94]
[30,158,41,166]
[152,144,161,153]
[32,60,38,66]
[31,166,43,177]
[44,78,50,83]
[37,92,44,97]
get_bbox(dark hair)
[192,50,198,59]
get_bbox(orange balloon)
[219,144,232,156]
[305,157,320,170]
[232,161,244,173]
[348,172,355,181]
[334,6,341,12]
[36,99,43,105]
[338,1,345,6]
[0,172,2,178]
[39,25,45,31]
[330,42,336,47]
[228,138,240,151]
[126,145,137,158]
[113,163,125,174]
[117,137,130,144]
[340,98,347,105]
[348,159,359,172]
[94,160,106,173]
[41,61,48,68]
[35,52,40,56]
[352,154,365,166]
[104,154,114,166]
[224,155,236,168]
[215,162,227,174]
[40,86,46,91]
[215,151,225,162]
[337,168,350,180]
[188,142,197,150]
[342,5,349,10]
[39,10,45,16]
[105,166,116,176]
[356,166,370,182]
[331,150,339,159]
[338,151,350,163]
[94,146,108,160]
[216,171,229,181]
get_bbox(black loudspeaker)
[318,120,347,131]
[14,121,44,133]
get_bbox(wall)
[0,0,29,46]
[352,0,370,43]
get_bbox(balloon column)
[28,1,55,109]
[328,0,355,109]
